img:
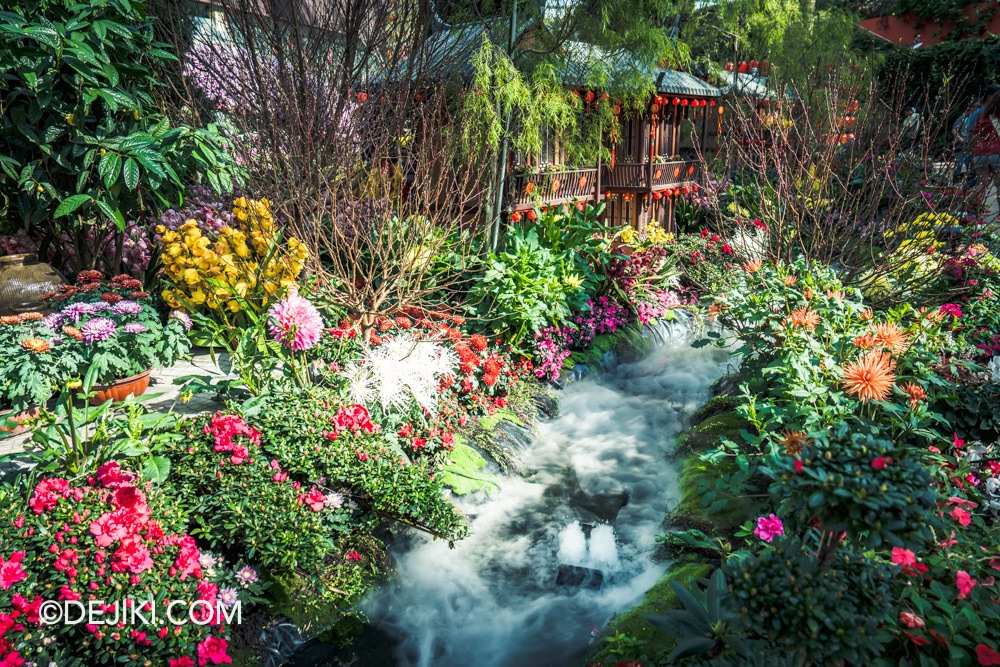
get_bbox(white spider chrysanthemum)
[343,361,375,406]
[729,228,767,258]
[344,334,457,414]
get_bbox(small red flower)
[976,643,1000,666]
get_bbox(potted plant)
[39,271,191,404]
[0,312,69,436]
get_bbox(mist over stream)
[307,321,730,666]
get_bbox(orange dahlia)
[842,351,896,402]
[826,289,844,300]
[742,259,762,273]
[803,288,814,300]
[859,308,874,322]
[20,337,51,354]
[784,275,799,286]
[784,307,820,330]
[780,430,811,456]
[900,382,927,409]
[852,334,877,349]
[871,322,910,352]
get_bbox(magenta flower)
[170,310,192,331]
[80,317,117,344]
[939,303,963,318]
[753,514,785,543]
[267,291,323,351]
[122,322,147,334]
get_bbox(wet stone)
[554,564,604,592]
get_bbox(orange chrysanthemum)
[802,288,814,300]
[842,351,896,402]
[784,275,799,286]
[871,322,910,352]
[852,334,877,349]
[826,289,844,300]
[0,315,21,326]
[20,312,43,322]
[62,326,83,341]
[780,430,812,456]
[742,259,762,273]
[784,307,821,330]
[20,337,51,354]
[859,308,874,322]
[900,382,927,409]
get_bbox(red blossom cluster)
[40,271,146,303]
[4,464,232,665]
[204,412,262,465]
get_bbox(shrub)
[0,464,239,666]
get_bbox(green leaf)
[122,158,139,190]
[143,456,171,484]
[53,194,93,218]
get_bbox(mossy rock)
[691,394,742,423]
[437,440,499,496]
[588,562,712,665]
[672,455,748,531]
[477,407,526,430]
[674,411,752,457]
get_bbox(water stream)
[295,319,729,666]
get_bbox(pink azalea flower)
[753,514,784,543]
[0,551,28,590]
[950,506,972,527]
[956,570,977,599]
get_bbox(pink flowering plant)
[0,462,243,666]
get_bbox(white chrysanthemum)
[343,361,375,406]
[347,334,456,414]
[728,228,767,258]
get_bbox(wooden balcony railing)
[509,167,599,210]
[651,159,700,189]
[602,159,701,191]
[601,162,647,190]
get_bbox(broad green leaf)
[122,157,139,190]
[53,194,93,218]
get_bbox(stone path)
[0,350,235,459]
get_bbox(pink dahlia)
[267,292,323,351]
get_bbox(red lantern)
[693,184,700,192]
[510,211,522,222]
[604,191,611,198]
[572,90,580,96]
[612,103,622,116]
[709,99,716,106]
[680,99,689,106]
[526,210,537,222]
[724,62,734,72]
[600,92,609,100]
[356,92,367,103]
[585,91,595,103]
[749,60,759,70]
[682,186,691,194]
[650,103,660,113]
[653,192,662,200]
[672,97,680,105]
[738,61,748,74]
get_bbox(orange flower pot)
[89,369,152,406]
[0,405,40,439]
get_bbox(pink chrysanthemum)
[267,292,323,351]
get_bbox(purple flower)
[41,312,65,330]
[170,310,192,331]
[122,322,147,334]
[80,317,117,344]
[60,302,97,322]
[111,300,143,316]
[218,587,239,607]
[234,566,259,586]
[88,301,110,312]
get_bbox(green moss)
[691,394,742,422]
[437,440,499,495]
[477,408,526,430]
[589,562,712,665]
[673,456,747,530]
[674,411,751,456]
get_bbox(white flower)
[987,356,1000,384]
[343,334,456,415]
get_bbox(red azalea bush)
[0,463,235,666]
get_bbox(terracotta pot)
[89,369,152,405]
[0,405,40,439]
[0,253,66,316]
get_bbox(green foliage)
[725,537,895,664]
[468,202,612,349]
[768,424,938,549]
[0,0,241,270]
